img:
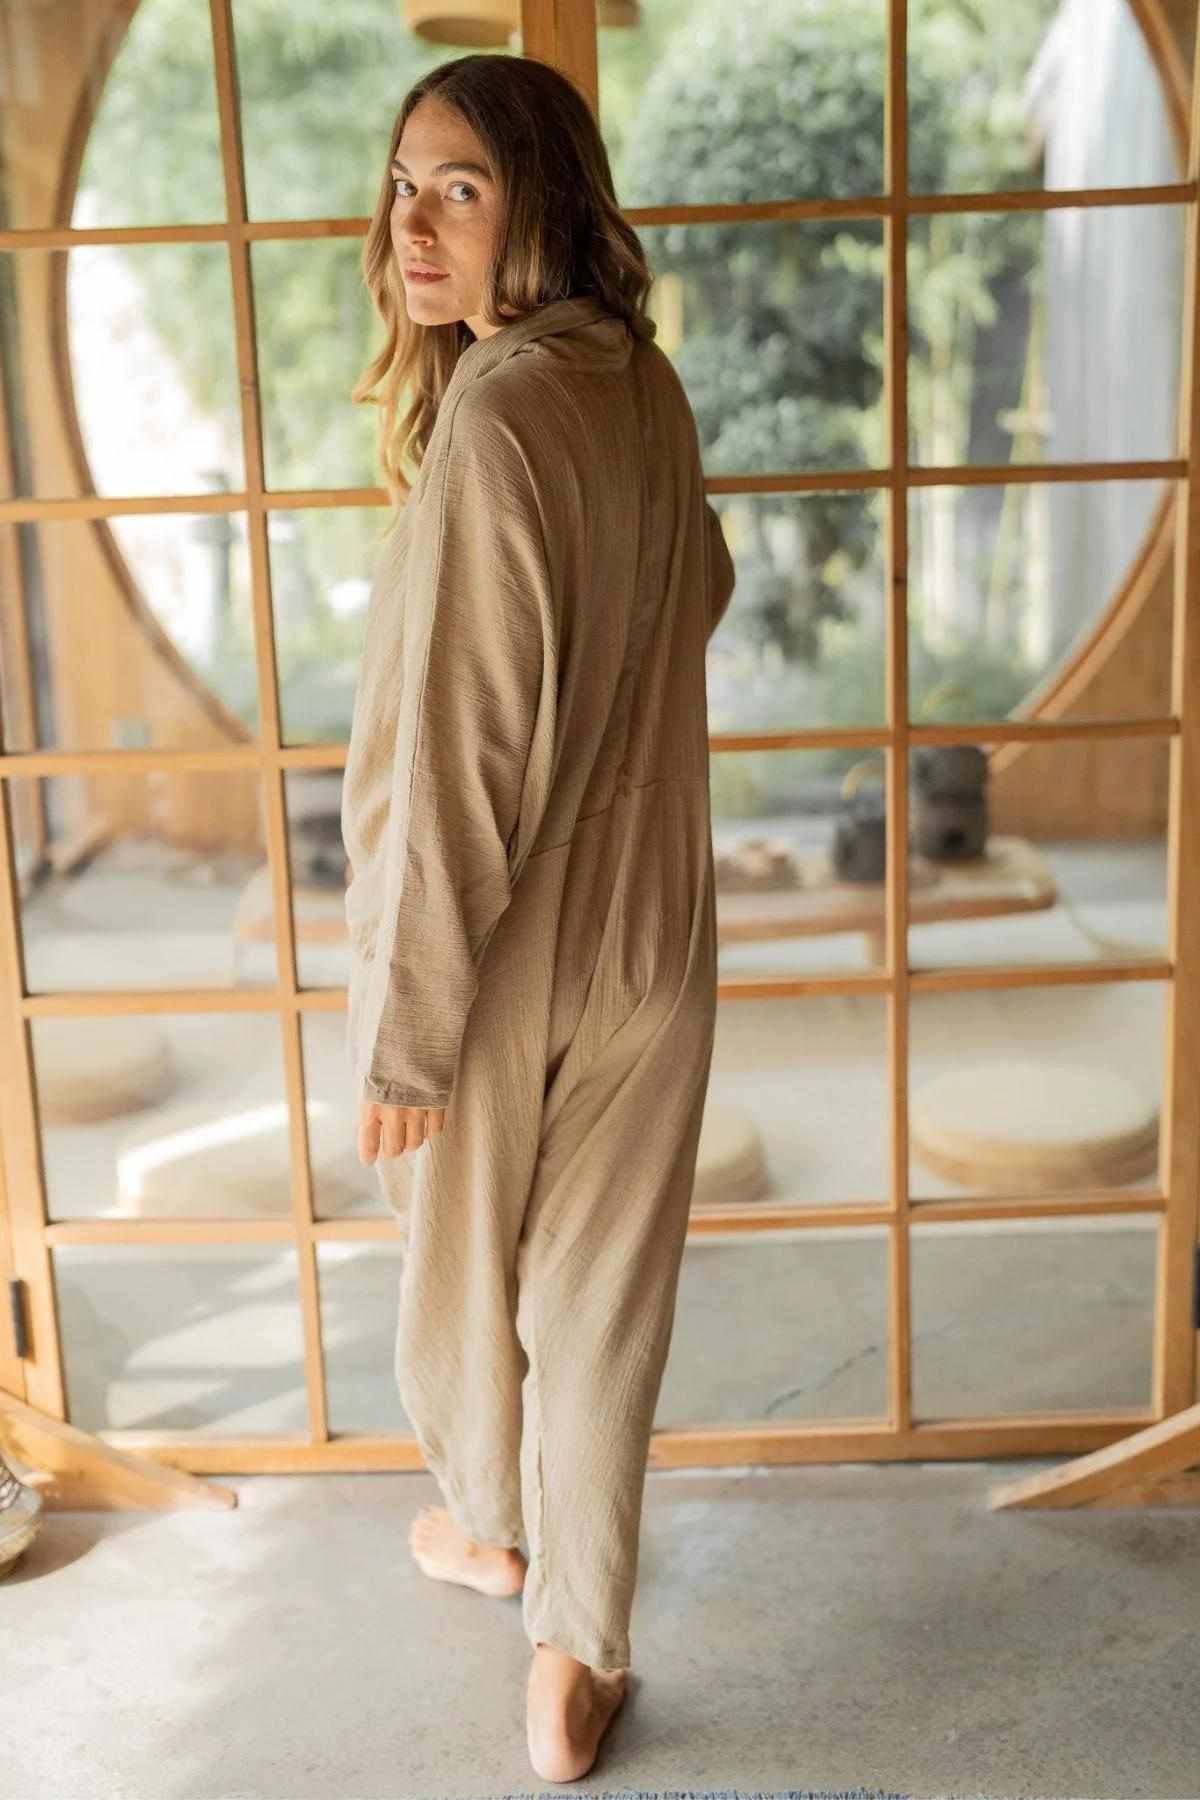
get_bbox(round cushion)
[910,1059,1159,1192]
[692,1103,768,1208]
[115,1098,362,1218]
[36,1015,177,1124]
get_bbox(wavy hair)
[352,53,653,507]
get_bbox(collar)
[448,293,656,390]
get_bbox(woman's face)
[389,95,504,341]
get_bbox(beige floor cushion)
[910,1059,1159,1192]
[692,1103,769,1208]
[35,1015,178,1125]
[114,1098,362,1218]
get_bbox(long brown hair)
[352,53,653,506]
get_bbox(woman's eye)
[391,178,476,202]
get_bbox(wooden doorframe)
[0,0,1197,1495]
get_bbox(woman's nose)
[400,201,435,241]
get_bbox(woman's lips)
[405,268,449,284]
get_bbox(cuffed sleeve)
[361,401,554,1110]
[704,498,735,640]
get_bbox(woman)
[341,52,735,1783]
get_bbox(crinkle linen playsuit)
[340,292,736,1671]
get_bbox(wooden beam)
[989,1402,1200,1508]
[522,0,597,113]
[1,1389,236,1510]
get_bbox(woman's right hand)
[358,1099,445,1163]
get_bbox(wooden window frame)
[0,0,1196,1473]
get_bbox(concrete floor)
[2,1459,1197,1800]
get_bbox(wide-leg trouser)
[369,802,717,1672]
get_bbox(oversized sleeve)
[705,498,735,640]
[360,401,555,1110]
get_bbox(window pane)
[273,507,385,747]
[53,1244,307,1434]
[908,983,1165,1200]
[280,769,353,991]
[904,735,1168,973]
[907,0,1184,198]
[1,0,225,232]
[656,1230,890,1425]
[706,491,887,738]
[317,1242,413,1434]
[908,481,1175,726]
[0,513,257,753]
[910,1216,1157,1416]
[599,0,887,209]
[13,770,272,993]
[33,1010,294,1223]
[231,9,516,222]
[0,247,244,501]
[252,240,379,492]
[713,750,894,979]
[301,1012,385,1220]
[704,993,890,1206]
[640,220,886,478]
[907,207,1185,470]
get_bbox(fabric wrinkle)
[345,292,734,1670]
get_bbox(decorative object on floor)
[831,754,887,882]
[910,742,990,863]
[718,834,1055,972]
[115,1096,363,1216]
[910,1059,1159,1193]
[34,1014,177,1125]
[0,1448,43,1578]
[691,1103,769,1208]
[288,795,349,888]
[714,833,803,891]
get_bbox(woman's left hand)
[358,1100,445,1163]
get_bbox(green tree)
[612,0,1056,696]
[72,0,1064,736]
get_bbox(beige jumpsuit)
[340,293,736,1671]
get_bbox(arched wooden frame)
[0,0,1198,1489]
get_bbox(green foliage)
[615,0,1058,692]
[73,0,1063,739]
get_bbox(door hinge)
[1194,1245,1200,1332]
[8,1277,28,1360]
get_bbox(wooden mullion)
[92,1411,1162,1479]
[0,712,1184,781]
[208,0,328,1445]
[0,775,65,1418]
[33,1185,1164,1250]
[0,1126,22,1399]
[5,949,1172,1029]
[0,490,389,521]
[521,0,597,108]
[3,178,1198,254]
[1159,4,1200,1418]
[884,0,912,1439]
[0,455,1189,528]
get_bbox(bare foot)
[526,1640,628,1782]
[407,1505,527,1598]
